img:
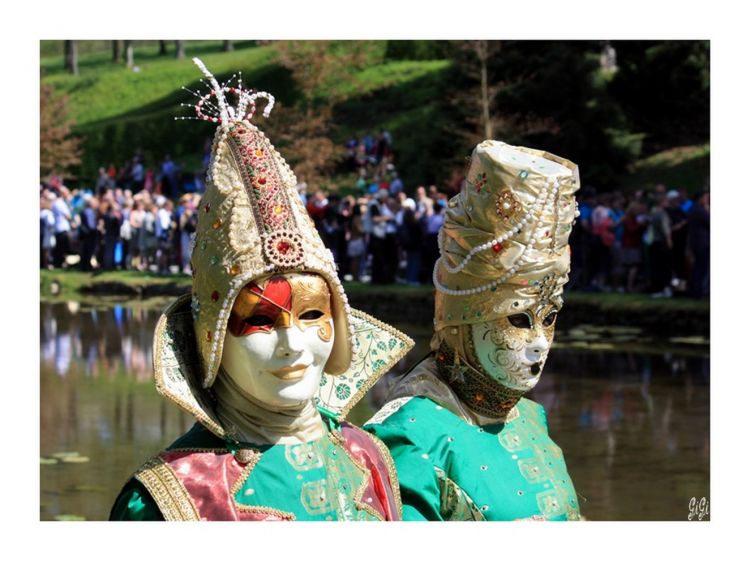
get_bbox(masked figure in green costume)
[110,59,411,521]
[365,140,582,521]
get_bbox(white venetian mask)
[221,273,335,408]
[470,303,558,391]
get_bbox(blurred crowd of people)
[40,181,201,275]
[40,146,709,300]
[569,183,710,299]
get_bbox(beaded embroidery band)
[434,341,524,420]
[434,175,561,297]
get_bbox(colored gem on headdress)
[212,218,223,230]
[211,290,220,302]
[229,264,241,276]
[473,172,488,193]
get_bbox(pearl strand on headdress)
[433,177,561,297]
[441,178,558,275]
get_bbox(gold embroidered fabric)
[134,456,201,521]
[434,467,486,521]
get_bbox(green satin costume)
[364,357,581,521]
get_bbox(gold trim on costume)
[328,430,384,521]
[365,429,404,517]
[235,504,296,520]
[135,456,201,521]
[317,308,415,419]
[153,295,226,438]
[434,466,485,521]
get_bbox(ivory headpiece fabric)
[433,140,580,335]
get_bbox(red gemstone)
[211,290,219,302]
[258,177,266,185]
[206,331,212,342]
[492,243,503,254]
[276,241,292,255]
[204,203,211,213]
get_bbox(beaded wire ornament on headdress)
[175,58,275,126]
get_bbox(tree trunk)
[112,40,121,63]
[223,40,234,52]
[64,40,79,76]
[175,40,185,59]
[159,40,167,56]
[124,40,134,67]
[476,40,493,140]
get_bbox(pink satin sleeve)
[161,451,289,521]
[340,423,401,521]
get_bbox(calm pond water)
[40,299,709,521]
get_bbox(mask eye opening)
[508,313,532,329]
[245,314,275,326]
[542,310,558,327]
[299,310,324,321]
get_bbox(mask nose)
[273,326,302,359]
[525,333,550,363]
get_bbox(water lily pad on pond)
[40,458,58,465]
[669,336,709,345]
[61,455,90,464]
[611,335,637,343]
[606,327,643,335]
[52,451,79,459]
[55,514,86,521]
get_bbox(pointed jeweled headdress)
[151,59,412,435]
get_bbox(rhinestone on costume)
[492,242,503,254]
[264,229,304,268]
[206,331,212,342]
[229,264,241,276]
[212,218,223,230]
[204,203,211,213]
[211,290,220,302]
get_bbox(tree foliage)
[448,41,644,188]
[610,40,709,153]
[272,40,383,188]
[40,83,82,180]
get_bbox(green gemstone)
[200,240,207,251]
[519,170,529,179]
[210,256,219,265]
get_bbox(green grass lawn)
[618,143,710,194]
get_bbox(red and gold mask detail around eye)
[227,273,334,342]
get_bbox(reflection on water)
[40,301,709,521]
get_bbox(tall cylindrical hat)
[433,140,580,340]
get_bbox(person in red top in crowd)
[306,190,328,231]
